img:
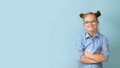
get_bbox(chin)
[87,29,95,32]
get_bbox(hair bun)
[95,10,101,17]
[79,13,84,18]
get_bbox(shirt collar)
[85,32,100,39]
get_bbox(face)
[83,14,99,32]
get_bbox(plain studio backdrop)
[0,0,120,68]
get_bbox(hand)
[100,50,103,55]
[84,51,91,58]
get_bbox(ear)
[79,13,84,18]
[83,22,85,26]
[95,10,101,17]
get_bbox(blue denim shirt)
[76,32,110,68]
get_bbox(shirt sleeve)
[102,37,110,61]
[76,37,85,61]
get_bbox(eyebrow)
[84,19,98,22]
[84,19,98,23]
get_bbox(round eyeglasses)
[84,20,98,25]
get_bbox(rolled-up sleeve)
[76,37,85,61]
[102,37,110,61]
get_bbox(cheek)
[84,26,89,29]
[83,24,88,29]
[94,25,98,28]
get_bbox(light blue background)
[0,0,120,68]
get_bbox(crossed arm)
[79,51,107,64]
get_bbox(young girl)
[76,11,110,68]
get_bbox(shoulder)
[79,32,86,40]
[99,32,108,42]
[77,32,86,43]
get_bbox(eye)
[84,21,93,24]
[84,21,89,24]
[84,19,98,24]
[92,20,98,22]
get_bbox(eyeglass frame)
[83,19,99,25]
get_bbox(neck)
[88,30,98,38]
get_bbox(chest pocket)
[83,39,102,54]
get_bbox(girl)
[77,11,110,68]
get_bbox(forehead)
[84,14,97,21]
